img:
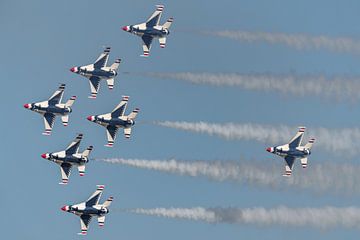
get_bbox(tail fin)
[82,146,93,158]
[65,96,76,107]
[102,196,114,207]
[162,17,174,29]
[110,59,121,71]
[304,138,315,149]
[127,108,140,120]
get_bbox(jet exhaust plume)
[130,206,360,229]
[154,121,360,155]
[98,158,360,194]
[204,30,360,54]
[141,72,360,100]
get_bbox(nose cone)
[122,26,130,31]
[23,103,30,109]
[266,147,273,153]
[41,153,48,159]
[61,205,69,211]
[87,115,95,121]
[70,67,77,73]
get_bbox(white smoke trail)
[99,158,360,194]
[130,206,360,229]
[143,72,360,100]
[204,30,360,54]
[154,121,360,155]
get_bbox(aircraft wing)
[88,76,101,99]
[94,47,110,69]
[42,113,56,135]
[141,35,153,57]
[111,96,129,118]
[79,214,92,235]
[48,84,65,105]
[86,185,104,206]
[283,156,295,176]
[146,5,164,27]
[65,133,83,155]
[60,163,72,184]
[288,127,306,149]
[105,125,119,147]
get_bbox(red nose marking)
[41,153,47,159]
[87,116,93,121]
[61,206,67,211]
[70,67,76,72]
[122,26,128,31]
[266,147,272,152]
[23,104,30,109]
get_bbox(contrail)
[98,158,360,194]
[204,30,360,54]
[141,72,360,100]
[130,206,360,229]
[154,121,360,155]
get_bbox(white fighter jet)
[122,5,173,57]
[87,95,139,147]
[70,47,121,99]
[61,185,113,235]
[266,127,315,176]
[24,84,76,135]
[41,133,93,184]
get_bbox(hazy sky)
[2,0,360,239]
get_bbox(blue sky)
[2,0,360,239]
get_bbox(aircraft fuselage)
[27,103,71,116]
[272,146,311,159]
[64,205,109,216]
[45,152,88,165]
[92,116,135,129]
[76,67,117,80]
[129,25,169,38]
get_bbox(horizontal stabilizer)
[82,146,93,158]
[162,17,173,29]
[127,108,140,120]
[301,157,308,168]
[61,115,69,127]
[304,138,315,150]
[110,59,121,71]
[65,96,76,107]
[103,196,114,207]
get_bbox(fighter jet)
[61,185,113,235]
[122,4,173,57]
[87,95,139,147]
[70,47,121,99]
[266,127,315,176]
[24,84,76,135]
[41,133,93,184]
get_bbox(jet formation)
[41,133,93,184]
[122,4,174,56]
[266,127,315,176]
[61,185,113,235]
[23,3,319,237]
